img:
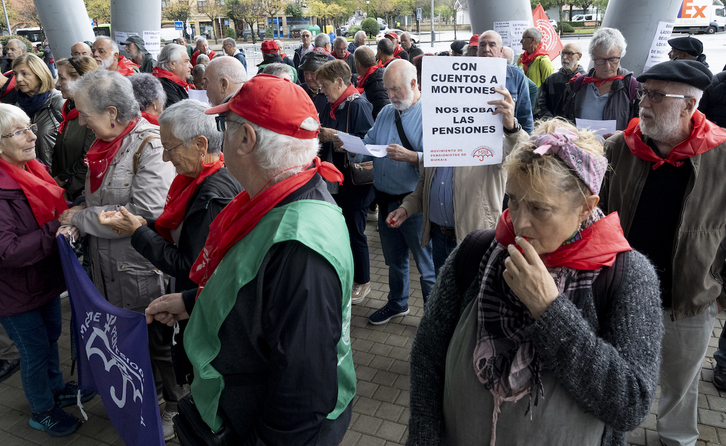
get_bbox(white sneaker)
[352,282,371,305]
[161,411,177,441]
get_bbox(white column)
[33,0,95,59]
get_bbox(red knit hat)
[261,40,279,54]
[469,34,480,47]
[205,74,320,139]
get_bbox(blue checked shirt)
[428,167,455,228]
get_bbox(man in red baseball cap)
[384,31,409,60]
[466,34,480,56]
[144,74,356,444]
[256,40,297,83]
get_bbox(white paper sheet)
[337,131,387,157]
[187,89,209,104]
[644,21,674,72]
[576,118,617,137]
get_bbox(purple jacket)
[0,167,65,317]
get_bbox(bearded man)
[534,42,586,120]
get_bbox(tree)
[163,0,193,23]
[361,17,378,38]
[197,1,225,42]
[226,0,265,43]
[84,0,111,24]
[13,0,42,29]
[285,2,304,20]
[530,0,570,23]
[0,2,17,34]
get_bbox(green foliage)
[265,27,274,38]
[225,27,236,38]
[559,21,575,32]
[286,2,304,19]
[361,17,379,37]
[0,35,34,55]
[349,25,361,35]
[84,0,111,23]
[163,0,192,22]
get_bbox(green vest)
[184,200,356,431]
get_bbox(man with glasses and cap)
[600,59,726,446]
[299,51,330,115]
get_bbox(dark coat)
[362,67,390,119]
[301,83,329,117]
[698,70,726,127]
[347,42,358,53]
[158,77,189,108]
[232,51,247,72]
[407,44,424,61]
[16,89,64,168]
[336,53,357,85]
[0,71,18,105]
[51,102,96,201]
[0,167,65,317]
[561,67,639,131]
[534,65,586,120]
[131,168,242,293]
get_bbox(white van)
[674,0,726,34]
[571,13,603,22]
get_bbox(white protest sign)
[188,89,210,104]
[143,30,162,59]
[421,57,506,167]
[494,22,511,47]
[644,21,674,72]
[114,31,138,48]
[493,21,530,58]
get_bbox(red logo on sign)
[472,147,494,161]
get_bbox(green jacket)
[517,54,554,87]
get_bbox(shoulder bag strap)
[455,229,496,296]
[394,109,415,152]
[133,135,160,174]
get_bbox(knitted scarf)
[17,90,50,118]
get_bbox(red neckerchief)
[58,101,79,135]
[329,84,358,120]
[393,45,404,58]
[312,47,330,54]
[377,58,394,68]
[116,56,137,76]
[84,119,139,193]
[519,42,548,71]
[152,67,195,91]
[334,50,350,60]
[141,111,159,126]
[192,50,216,66]
[1,71,16,97]
[190,157,343,294]
[623,110,726,170]
[356,66,377,93]
[155,154,225,243]
[575,73,626,88]
[0,159,68,226]
[495,209,631,270]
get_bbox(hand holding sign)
[488,87,516,131]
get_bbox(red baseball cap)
[261,40,279,54]
[469,34,480,47]
[384,32,399,40]
[205,74,320,139]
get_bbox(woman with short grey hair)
[59,68,180,440]
[129,73,167,125]
[153,43,193,107]
[561,27,638,132]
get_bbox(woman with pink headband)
[407,118,664,445]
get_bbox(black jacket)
[699,70,726,127]
[158,77,189,108]
[407,44,424,61]
[0,71,17,104]
[51,101,95,201]
[131,168,242,293]
[534,65,586,120]
[362,67,390,119]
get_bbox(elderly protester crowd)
[0,24,725,446]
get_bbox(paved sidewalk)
[1,220,726,445]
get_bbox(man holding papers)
[344,59,435,325]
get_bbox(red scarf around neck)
[116,56,138,76]
[623,110,726,170]
[189,157,343,293]
[334,50,350,60]
[152,67,195,91]
[578,73,626,88]
[155,154,225,243]
[519,42,548,72]
[58,101,79,135]
[356,66,378,93]
[329,84,358,120]
[141,111,159,126]
[0,159,68,226]
[85,119,139,193]
[393,45,404,58]
[494,209,631,270]
[312,47,330,54]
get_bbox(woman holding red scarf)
[561,27,640,133]
[0,104,96,437]
[317,60,375,304]
[407,119,664,446]
[51,56,98,201]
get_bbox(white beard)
[99,55,114,69]
[639,102,684,143]
[391,89,415,111]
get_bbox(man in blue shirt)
[478,31,534,133]
[346,59,435,325]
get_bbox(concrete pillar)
[110,0,162,55]
[600,0,682,76]
[466,0,533,34]
[32,0,95,60]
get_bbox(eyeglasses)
[636,88,691,104]
[593,57,621,65]
[215,115,246,133]
[1,124,38,139]
[561,51,580,57]
[163,142,184,153]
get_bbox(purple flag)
[57,236,164,446]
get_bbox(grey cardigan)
[407,243,664,446]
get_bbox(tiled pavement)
[2,220,726,445]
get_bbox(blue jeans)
[431,225,458,277]
[0,296,65,413]
[378,200,435,312]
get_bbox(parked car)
[241,28,266,40]
[571,13,603,22]
[375,28,415,43]
[338,25,350,37]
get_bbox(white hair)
[196,54,210,64]
[386,59,417,85]
[223,37,236,48]
[479,30,503,47]
[95,36,119,54]
[333,36,348,48]
[157,43,186,71]
[208,56,247,84]
[70,70,141,122]
[314,33,330,48]
[354,31,367,44]
[671,82,704,111]
[230,116,319,179]
[195,36,208,44]
[401,32,412,39]
[261,62,293,81]
[6,39,26,52]
[525,27,542,44]
[590,27,627,58]
[159,100,223,154]
[0,104,30,145]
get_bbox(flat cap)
[668,36,703,57]
[637,59,713,91]
[299,51,329,72]
[450,40,466,55]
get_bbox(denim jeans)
[431,225,458,277]
[378,200,435,312]
[0,296,65,413]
